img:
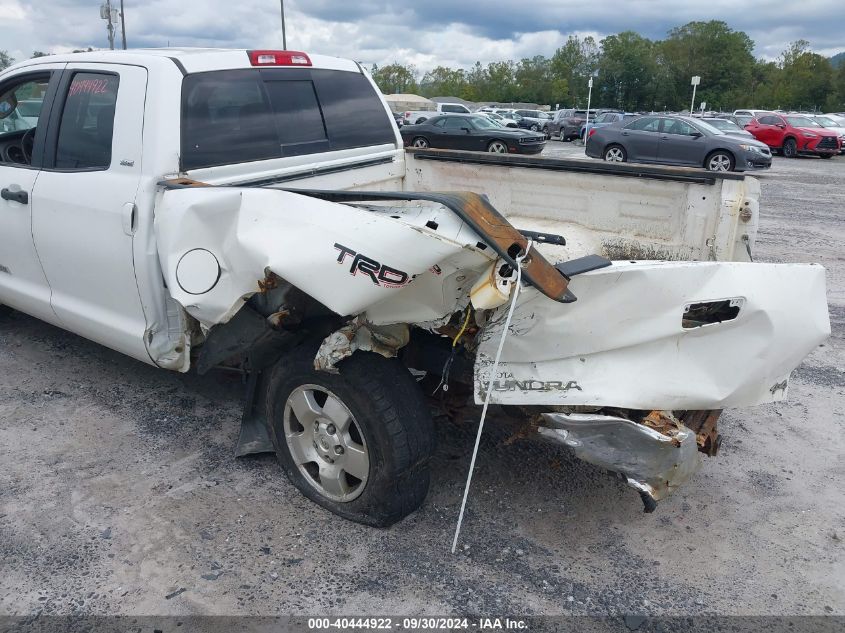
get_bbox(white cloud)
[1,0,842,70]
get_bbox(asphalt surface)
[1,144,843,623]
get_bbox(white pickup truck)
[402,101,472,125]
[0,49,829,526]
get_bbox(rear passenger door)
[621,116,661,162]
[657,119,703,166]
[31,64,151,362]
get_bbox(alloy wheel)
[488,141,508,153]
[604,147,625,162]
[707,154,732,171]
[412,137,429,148]
[283,384,369,502]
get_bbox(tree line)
[370,21,845,112]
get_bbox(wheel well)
[412,136,428,144]
[783,135,797,146]
[704,149,736,166]
[604,142,624,154]
[488,138,508,147]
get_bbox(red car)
[745,113,840,158]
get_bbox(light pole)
[690,75,700,115]
[280,0,287,49]
[584,76,593,150]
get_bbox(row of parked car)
[584,110,844,171]
[393,102,845,171]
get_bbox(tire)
[603,144,627,162]
[487,140,508,153]
[265,342,435,527]
[819,154,834,159]
[542,126,550,139]
[411,137,429,148]
[782,138,798,158]
[705,151,735,172]
[530,124,539,132]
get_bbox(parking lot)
[1,149,843,619]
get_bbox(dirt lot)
[1,147,843,620]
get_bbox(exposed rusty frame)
[159,180,574,303]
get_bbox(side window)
[663,119,695,135]
[626,117,660,132]
[444,117,468,129]
[0,75,50,167]
[757,116,775,125]
[431,117,447,127]
[54,73,119,170]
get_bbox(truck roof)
[2,48,362,76]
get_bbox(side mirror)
[776,123,786,129]
[461,127,471,133]
[689,131,703,138]
[0,94,18,120]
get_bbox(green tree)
[829,62,845,111]
[551,35,598,107]
[596,31,657,110]
[370,63,418,94]
[661,21,756,110]
[419,66,467,98]
[775,40,833,110]
[0,50,14,71]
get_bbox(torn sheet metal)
[539,411,701,501]
[476,260,830,410]
[154,188,482,327]
[315,316,409,372]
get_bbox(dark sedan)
[585,114,772,172]
[400,114,546,154]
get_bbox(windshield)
[707,119,742,132]
[471,116,498,129]
[813,116,838,127]
[690,119,725,135]
[734,115,752,126]
[785,116,821,128]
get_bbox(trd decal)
[334,243,413,288]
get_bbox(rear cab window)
[181,68,396,171]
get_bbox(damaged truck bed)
[0,48,830,526]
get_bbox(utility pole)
[120,0,127,50]
[100,1,116,50]
[280,0,287,49]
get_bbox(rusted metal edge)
[283,188,573,303]
[406,148,748,184]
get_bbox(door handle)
[1,188,28,204]
[621,131,629,136]
[660,135,669,140]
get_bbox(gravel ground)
[1,146,843,621]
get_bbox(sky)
[1,0,843,73]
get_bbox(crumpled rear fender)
[476,260,830,409]
[154,188,474,327]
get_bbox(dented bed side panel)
[475,260,830,410]
[154,188,473,327]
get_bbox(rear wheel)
[266,343,435,527]
[603,144,627,162]
[529,123,539,132]
[488,140,508,153]
[411,137,429,148]
[819,153,834,159]
[783,138,798,158]
[705,151,735,172]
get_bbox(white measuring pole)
[690,75,700,115]
[584,76,593,151]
